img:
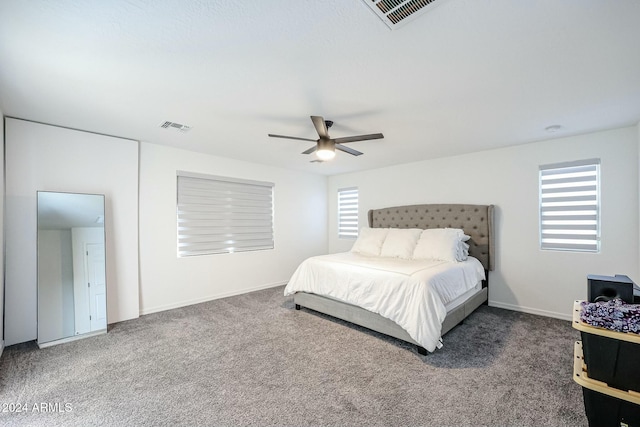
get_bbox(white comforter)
[284,252,485,352]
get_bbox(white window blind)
[177,171,274,257]
[338,187,359,238]
[539,159,600,252]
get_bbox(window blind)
[177,172,274,257]
[539,159,600,252]
[338,187,359,238]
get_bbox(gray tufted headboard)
[368,204,495,272]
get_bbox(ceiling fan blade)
[335,144,363,156]
[310,159,325,163]
[310,116,329,139]
[268,134,317,142]
[333,133,384,144]
[302,145,317,155]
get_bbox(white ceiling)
[1,0,639,176]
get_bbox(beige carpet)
[0,286,586,426]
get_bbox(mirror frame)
[36,191,107,348]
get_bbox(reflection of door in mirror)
[71,228,107,335]
[37,191,107,348]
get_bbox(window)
[539,159,600,252]
[338,187,359,238]
[177,171,274,257]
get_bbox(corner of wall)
[1,112,5,357]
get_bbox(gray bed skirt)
[293,286,488,351]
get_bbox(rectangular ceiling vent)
[160,121,191,132]
[362,0,447,30]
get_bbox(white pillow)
[380,228,423,259]
[351,227,389,256]
[456,241,470,261]
[445,228,471,262]
[446,228,471,242]
[413,228,471,262]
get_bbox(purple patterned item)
[580,298,640,334]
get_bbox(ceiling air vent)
[362,0,447,30]
[160,121,191,132]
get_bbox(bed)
[285,203,494,355]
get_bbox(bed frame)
[294,203,495,355]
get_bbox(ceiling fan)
[268,116,384,161]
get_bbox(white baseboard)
[488,301,572,321]
[140,281,287,316]
[139,285,574,321]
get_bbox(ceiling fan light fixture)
[316,147,336,160]
[268,115,383,161]
[316,139,336,160]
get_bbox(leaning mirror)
[37,191,107,347]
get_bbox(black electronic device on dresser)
[587,274,639,304]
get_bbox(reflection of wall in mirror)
[37,229,75,343]
[72,227,106,335]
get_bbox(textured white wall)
[4,119,139,346]
[328,126,639,320]
[138,142,328,314]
